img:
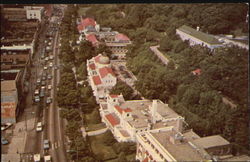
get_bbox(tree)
[96,43,112,58]
[103,131,116,146]
[118,152,127,162]
[159,36,173,52]
[110,80,134,100]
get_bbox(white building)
[87,54,117,103]
[25,6,44,22]
[135,126,242,162]
[99,94,185,142]
[176,25,223,50]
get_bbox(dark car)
[41,81,46,86]
[1,137,9,145]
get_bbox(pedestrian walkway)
[150,45,169,66]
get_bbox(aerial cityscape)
[1,3,249,162]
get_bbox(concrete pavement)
[150,45,169,65]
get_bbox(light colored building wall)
[25,6,44,21]
[176,29,223,50]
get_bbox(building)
[1,70,23,124]
[99,94,185,142]
[2,5,44,22]
[1,49,31,70]
[77,17,100,34]
[24,6,44,21]
[86,34,99,47]
[105,33,132,59]
[87,54,117,103]
[135,126,243,162]
[176,25,223,50]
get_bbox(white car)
[48,85,52,90]
[36,122,42,132]
[49,55,54,60]
[34,89,39,95]
[49,62,53,67]
[45,57,49,61]
[34,96,40,102]
[44,155,51,162]
[34,154,41,162]
[44,66,48,70]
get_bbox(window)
[127,114,129,117]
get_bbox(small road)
[150,45,169,66]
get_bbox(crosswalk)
[51,141,61,150]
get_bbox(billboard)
[1,102,16,124]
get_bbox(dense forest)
[83,3,249,154]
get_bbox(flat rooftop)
[150,129,208,161]
[119,100,180,128]
[193,135,230,149]
[1,72,18,80]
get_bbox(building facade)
[176,25,223,50]
[87,54,117,103]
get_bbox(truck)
[34,154,41,162]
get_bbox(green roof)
[178,25,222,45]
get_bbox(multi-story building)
[24,6,44,21]
[135,126,235,162]
[87,54,117,103]
[77,17,100,35]
[105,33,131,59]
[176,25,223,50]
[99,94,185,142]
[3,5,44,22]
[1,70,23,124]
[1,49,31,70]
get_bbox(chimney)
[152,100,157,124]
[176,116,184,132]
[196,26,200,31]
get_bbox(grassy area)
[87,123,106,131]
[78,7,91,16]
[89,133,117,161]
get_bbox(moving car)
[41,81,46,86]
[44,155,51,162]
[44,66,48,70]
[37,78,41,84]
[46,97,52,104]
[47,74,52,80]
[49,55,54,60]
[49,62,53,68]
[35,89,39,95]
[44,139,50,149]
[36,122,42,132]
[34,96,40,102]
[48,85,52,90]
[1,123,12,131]
[1,137,9,145]
[34,154,41,162]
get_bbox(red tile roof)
[124,108,132,112]
[81,18,96,28]
[110,94,118,98]
[94,54,101,63]
[77,24,84,32]
[86,34,98,45]
[143,157,148,162]
[92,76,102,85]
[114,105,123,114]
[105,113,120,127]
[99,67,115,78]
[89,63,96,70]
[115,33,130,41]
[120,130,130,137]
[192,69,201,75]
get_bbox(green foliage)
[110,80,135,100]
[103,130,117,146]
